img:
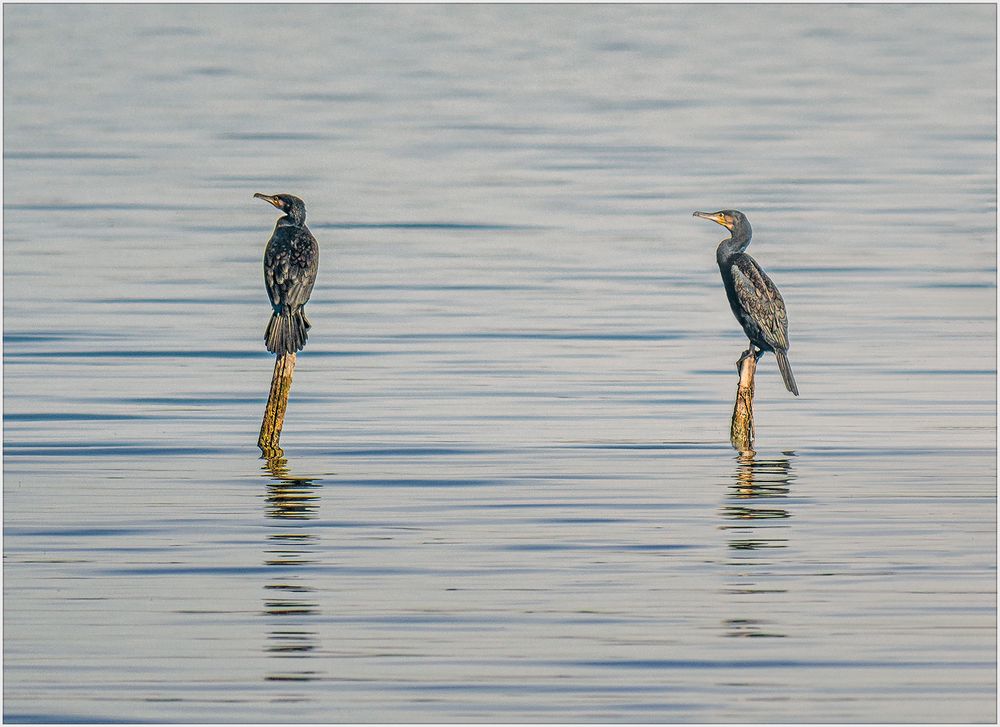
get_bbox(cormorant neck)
[279,209,306,228]
[716,222,752,261]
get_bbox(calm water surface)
[4,4,996,723]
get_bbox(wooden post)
[730,352,756,455]
[258,352,296,457]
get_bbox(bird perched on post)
[693,209,798,396]
[254,193,319,356]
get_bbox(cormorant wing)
[264,250,288,309]
[730,259,790,351]
[265,230,319,312]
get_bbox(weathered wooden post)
[730,353,756,455]
[258,351,296,457]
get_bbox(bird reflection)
[719,451,795,638]
[261,455,323,684]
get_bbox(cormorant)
[693,209,798,396]
[254,193,319,356]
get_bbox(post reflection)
[719,451,795,639]
[261,455,324,684]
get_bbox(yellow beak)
[253,193,282,209]
[693,211,728,227]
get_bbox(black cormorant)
[693,209,798,396]
[254,193,319,356]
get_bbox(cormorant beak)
[693,211,731,229]
[254,193,283,210]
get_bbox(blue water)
[4,4,996,722]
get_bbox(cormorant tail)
[265,309,311,356]
[775,350,798,396]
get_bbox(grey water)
[3,4,996,723]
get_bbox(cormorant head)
[254,193,307,226]
[693,209,752,245]
[692,210,747,231]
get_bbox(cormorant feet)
[736,346,762,371]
